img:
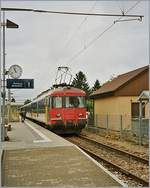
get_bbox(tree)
[24,99,31,105]
[72,71,91,97]
[92,79,101,92]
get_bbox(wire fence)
[87,114,149,145]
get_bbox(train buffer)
[1,120,126,187]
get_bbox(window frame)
[131,102,145,118]
[65,96,85,108]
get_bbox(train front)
[49,87,87,134]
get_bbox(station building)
[90,65,149,131]
[5,101,24,122]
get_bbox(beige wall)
[94,96,149,115]
[94,96,149,130]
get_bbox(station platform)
[2,120,125,187]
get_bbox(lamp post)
[1,11,19,141]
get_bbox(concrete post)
[120,115,123,140]
[95,114,98,127]
[106,114,109,135]
[139,101,142,145]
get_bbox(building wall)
[94,96,138,115]
[115,70,148,96]
[94,96,149,130]
[6,103,23,122]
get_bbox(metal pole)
[8,87,11,124]
[106,114,109,135]
[120,115,123,140]
[2,11,6,141]
[95,114,98,127]
[0,0,2,142]
[139,101,142,145]
[0,1,2,186]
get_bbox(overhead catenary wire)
[1,5,143,68]
[1,7,143,18]
[55,1,98,68]
[66,0,142,66]
[116,0,125,15]
[64,1,98,48]
[2,1,143,90]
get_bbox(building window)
[131,102,145,118]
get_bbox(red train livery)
[21,84,87,134]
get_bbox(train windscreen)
[52,96,62,108]
[65,96,85,108]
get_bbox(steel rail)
[79,135,149,165]
[67,138,149,187]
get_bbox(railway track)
[80,135,149,164]
[26,119,149,186]
[65,135,149,187]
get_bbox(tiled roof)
[91,65,149,97]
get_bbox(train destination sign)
[7,79,34,89]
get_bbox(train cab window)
[52,97,62,108]
[65,96,85,108]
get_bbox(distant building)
[6,102,24,122]
[90,65,149,130]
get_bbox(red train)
[21,84,87,134]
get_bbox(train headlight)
[56,113,61,117]
[78,113,83,117]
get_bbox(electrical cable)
[67,0,142,66]
[1,7,143,18]
[54,1,97,68]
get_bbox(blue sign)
[7,79,34,89]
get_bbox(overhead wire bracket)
[114,16,142,24]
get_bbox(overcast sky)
[1,0,149,102]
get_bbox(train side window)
[38,99,45,113]
[52,96,62,108]
[32,102,37,113]
[28,104,31,112]
[48,97,52,108]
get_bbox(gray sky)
[1,0,149,102]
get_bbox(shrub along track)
[64,135,149,187]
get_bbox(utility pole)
[0,0,2,143]
[2,11,6,141]
[1,13,19,141]
[0,1,2,187]
[7,84,11,125]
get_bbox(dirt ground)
[82,128,149,159]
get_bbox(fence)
[87,114,149,145]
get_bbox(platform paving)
[2,120,124,187]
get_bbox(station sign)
[7,79,34,89]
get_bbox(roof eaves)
[90,91,114,99]
[114,67,149,94]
